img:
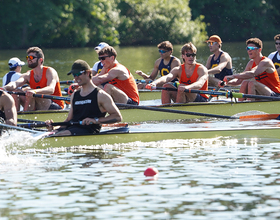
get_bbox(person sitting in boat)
[135,41,181,89]
[3,47,64,111]
[268,34,280,76]
[0,89,17,126]
[224,38,280,101]
[146,42,209,104]
[46,59,122,136]
[92,46,140,105]
[205,35,233,87]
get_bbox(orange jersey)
[252,57,280,94]
[179,63,208,99]
[108,64,139,104]
[29,67,64,109]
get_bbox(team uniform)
[210,51,233,80]
[108,64,139,105]
[2,71,22,87]
[179,63,208,102]
[252,56,280,96]
[63,87,106,135]
[92,61,103,75]
[158,56,177,82]
[29,67,64,109]
[268,51,280,70]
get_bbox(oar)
[60,80,74,85]
[18,121,129,129]
[18,118,45,123]
[116,103,237,119]
[18,121,83,128]
[116,103,280,121]
[208,81,225,101]
[0,123,43,133]
[153,87,280,101]
[7,91,70,101]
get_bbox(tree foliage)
[190,0,280,41]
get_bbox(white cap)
[8,57,25,68]
[94,42,109,51]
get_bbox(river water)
[1,42,280,219]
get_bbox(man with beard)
[3,47,64,111]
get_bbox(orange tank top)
[179,63,208,99]
[252,56,280,94]
[30,67,64,109]
[108,64,139,104]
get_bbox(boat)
[2,119,280,149]
[17,99,280,123]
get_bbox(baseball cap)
[206,35,222,44]
[8,57,25,68]
[67,59,90,75]
[94,42,109,51]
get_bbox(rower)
[46,59,122,136]
[3,46,64,111]
[146,42,209,104]
[135,41,181,89]
[224,37,280,101]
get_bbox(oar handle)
[7,91,70,102]
[18,121,82,128]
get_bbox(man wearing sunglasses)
[224,38,280,101]
[92,46,139,105]
[135,41,181,89]
[146,42,208,104]
[46,59,122,136]
[205,35,233,87]
[3,47,64,111]
[268,34,280,76]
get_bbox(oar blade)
[239,114,280,121]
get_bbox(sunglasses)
[183,53,196,57]
[207,42,218,46]
[26,55,38,60]
[158,49,169,54]
[275,42,280,45]
[246,46,259,51]
[98,55,111,60]
[72,70,85,77]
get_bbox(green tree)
[190,0,280,41]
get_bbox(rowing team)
[1,34,280,135]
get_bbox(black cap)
[67,59,90,75]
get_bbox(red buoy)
[144,167,159,176]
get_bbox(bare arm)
[1,92,17,126]
[136,58,160,80]
[3,73,29,91]
[208,53,232,75]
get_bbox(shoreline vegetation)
[1,0,279,50]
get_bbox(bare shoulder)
[221,51,232,59]
[46,66,59,75]
[98,88,112,100]
[154,58,162,67]
[172,56,181,65]
[198,64,208,74]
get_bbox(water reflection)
[1,137,280,219]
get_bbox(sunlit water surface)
[1,131,280,219]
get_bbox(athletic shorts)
[194,94,208,102]
[48,102,63,110]
[127,97,138,105]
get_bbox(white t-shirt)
[2,71,22,87]
[92,61,102,72]
[268,51,280,61]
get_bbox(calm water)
[1,43,280,219]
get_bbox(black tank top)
[72,87,106,132]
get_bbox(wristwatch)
[94,117,99,124]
